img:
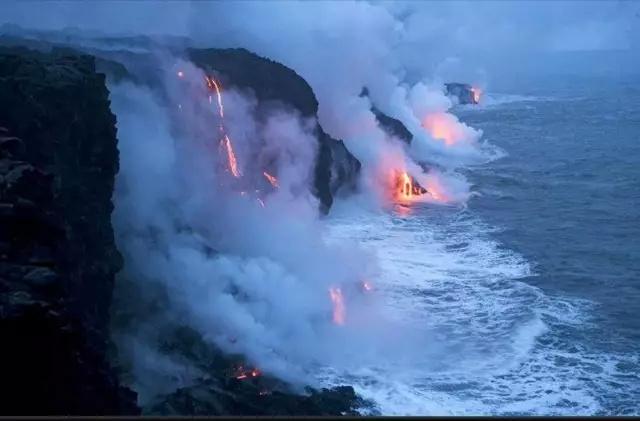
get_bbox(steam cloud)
[2,0,638,406]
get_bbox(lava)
[204,74,241,178]
[222,135,241,178]
[471,86,482,103]
[263,171,279,188]
[392,170,427,202]
[205,75,225,119]
[234,365,261,380]
[329,287,345,325]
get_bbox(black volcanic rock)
[0,47,138,415]
[372,107,413,144]
[445,82,478,105]
[359,88,413,144]
[188,48,361,212]
[0,42,369,416]
[143,325,373,416]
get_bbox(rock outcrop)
[0,47,138,415]
[140,326,371,416]
[445,82,479,105]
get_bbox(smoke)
[2,0,635,202]
[3,0,638,406]
[184,1,498,206]
[108,54,410,402]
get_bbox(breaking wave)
[318,200,636,415]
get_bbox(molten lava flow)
[205,75,242,178]
[392,170,426,203]
[222,135,241,178]
[329,287,345,326]
[263,171,279,188]
[471,86,482,103]
[205,75,225,119]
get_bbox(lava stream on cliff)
[392,170,427,203]
[263,171,279,188]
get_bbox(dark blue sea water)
[324,72,639,415]
[460,76,640,414]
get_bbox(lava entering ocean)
[392,170,427,203]
[471,86,482,104]
[204,74,241,178]
[234,365,262,380]
[421,113,463,146]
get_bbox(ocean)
[322,73,640,415]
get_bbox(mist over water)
[320,77,639,415]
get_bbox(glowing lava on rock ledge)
[204,74,241,178]
[392,170,426,202]
[329,287,345,326]
[205,75,225,119]
[234,366,261,380]
[222,135,241,178]
[471,86,482,104]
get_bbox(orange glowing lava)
[222,135,241,177]
[329,287,345,325]
[422,114,459,146]
[205,75,225,119]
[263,171,279,188]
[471,87,482,103]
[205,74,241,178]
[234,365,261,380]
[392,170,426,202]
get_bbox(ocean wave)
[319,204,638,415]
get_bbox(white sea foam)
[317,201,638,415]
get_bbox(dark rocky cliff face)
[0,42,368,416]
[188,48,361,212]
[0,47,138,414]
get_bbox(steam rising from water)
[189,1,499,207]
[109,59,403,400]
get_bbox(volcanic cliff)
[0,43,368,415]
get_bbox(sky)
[1,0,638,52]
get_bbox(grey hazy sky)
[1,0,638,52]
